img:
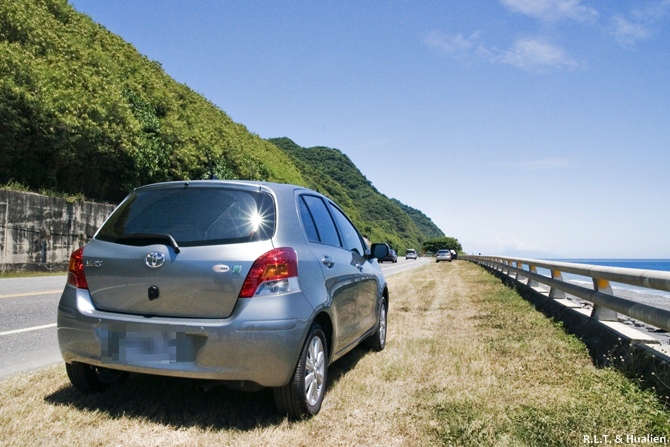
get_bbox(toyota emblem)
[145,252,166,268]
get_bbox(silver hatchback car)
[435,249,452,262]
[57,180,390,418]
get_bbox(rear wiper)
[115,233,181,254]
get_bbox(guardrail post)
[549,269,566,299]
[528,264,539,288]
[467,255,670,332]
[591,278,618,321]
[515,262,525,283]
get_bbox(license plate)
[99,324,184,364]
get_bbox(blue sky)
[68,0,670,259]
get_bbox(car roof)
[134,180,310,193]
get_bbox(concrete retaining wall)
[0,189,117,272]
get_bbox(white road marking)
[0,323,57,337]
[0,290,61,299]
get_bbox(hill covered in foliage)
[391,199,445,240]
[0,0,305,202]
[269,138,444,250]
[0,0,445,252]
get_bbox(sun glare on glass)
[250,211,265,232]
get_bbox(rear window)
[96,186,276,246]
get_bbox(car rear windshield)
[96,186,276,247]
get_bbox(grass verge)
[1,261,668,446]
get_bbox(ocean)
[557,259,670,273]
[544,259,670,299]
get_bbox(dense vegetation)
[269,137,444,251]
[0,0,447,251]
[391,199,445,240]
[0,0,305,202]
[422,236,462,254]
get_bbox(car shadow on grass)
[43,346,369,430]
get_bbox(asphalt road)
[0,275,67,380]
[0,256,432,381]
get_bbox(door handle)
[355,263,363,272]
[322,256,335,269]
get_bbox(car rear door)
[297,195,364,353]
[298,194,377,354]
[327,203,379,336]
[84,184,276,319]
[82,240,272,319]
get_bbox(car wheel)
[65,362,129,393]
[274,323,328,419]
[365,299,387,352]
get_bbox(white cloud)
[493,38,580,73]
[423,32,580,73]
[608,16,652,47]
[501,0,669,48]
[422,30,479,54]
[500,0,598,22]
[607,1,670,47]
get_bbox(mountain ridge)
[0,0,445,252]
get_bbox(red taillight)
[239,247,298,298]
[67,247,89,289]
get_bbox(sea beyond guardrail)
[461,255,670,352]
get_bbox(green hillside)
[0,0,305,202]
[391,199,445,240]
[269,137,444,251]
[0,0,445,251]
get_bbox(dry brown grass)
[1,262,668,446]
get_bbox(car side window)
[299,195,341,247]
[329,204,366,256]
[298,196,320,243]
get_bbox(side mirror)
[370,243,390,260]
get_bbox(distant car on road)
[405,249,417,260]
[378,247,397,263]
[436,249,452,262]
[57,180,391,419]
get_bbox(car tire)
[273,323,328,419]
[365,299,387,352]
[65,362,129,393]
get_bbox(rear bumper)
[57,285,313,387]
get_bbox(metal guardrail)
[462,255,670,333]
